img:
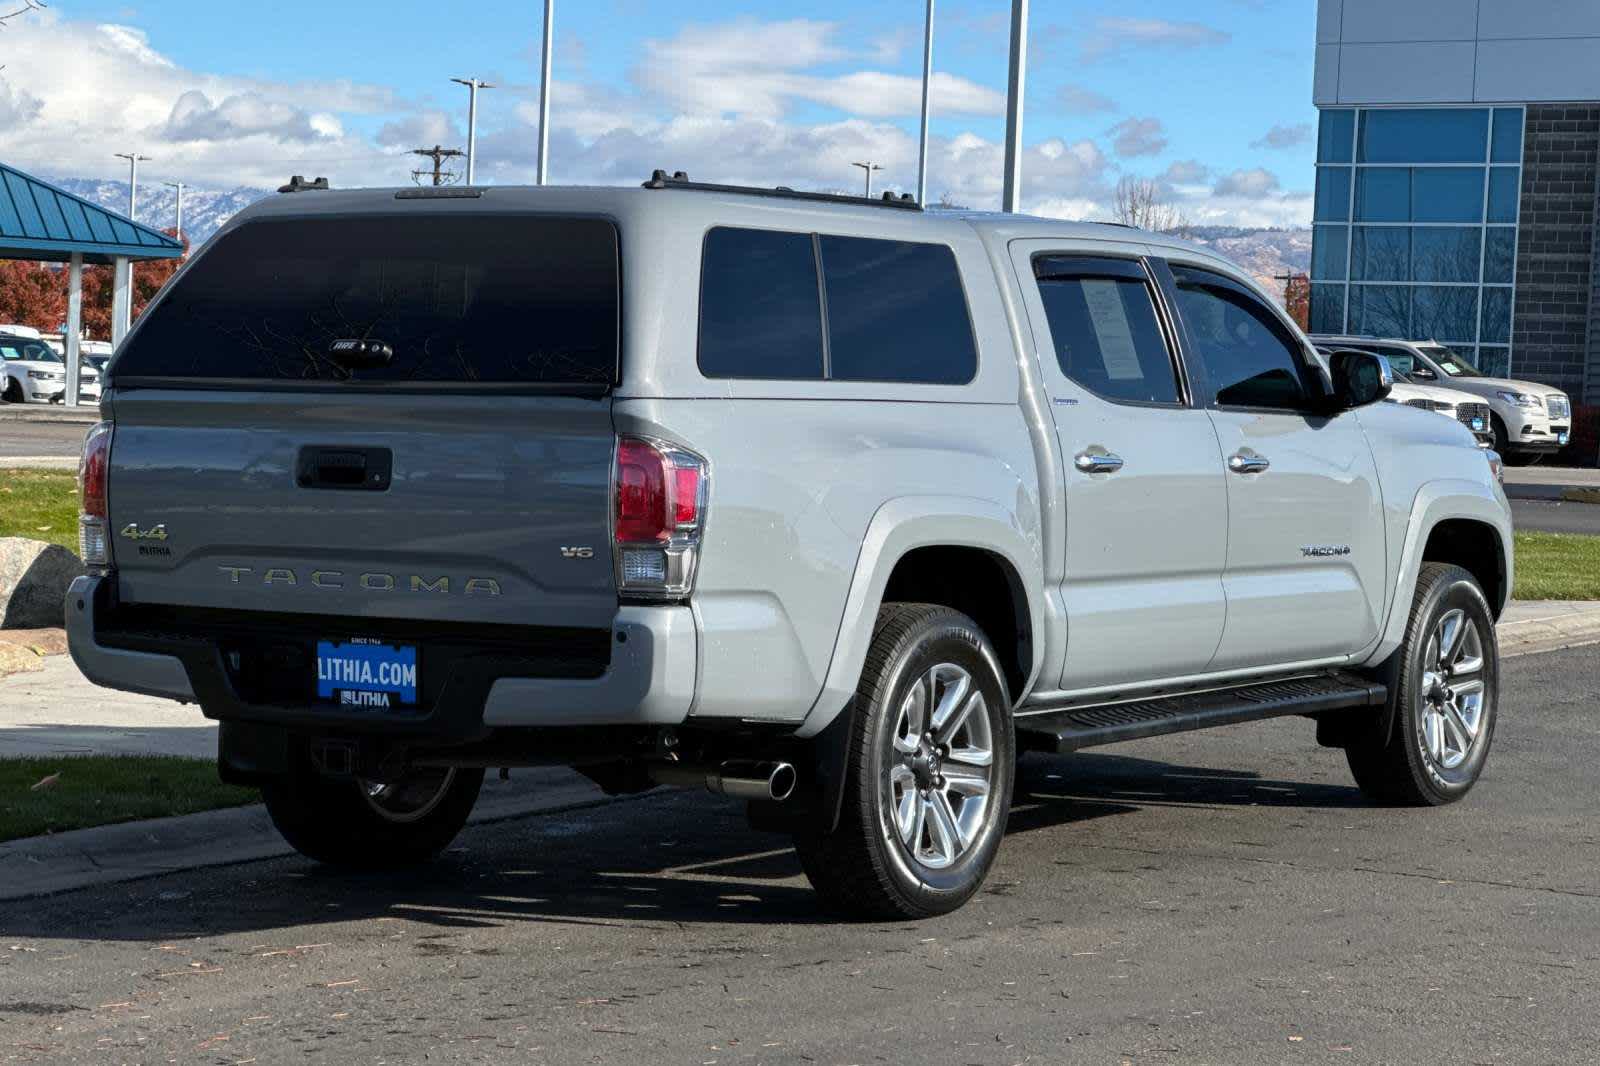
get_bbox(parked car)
[1314,345,1494,447]
[1311,335,1570,464]
[1,332,100,404]
[67,178,1512,918]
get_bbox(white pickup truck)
[68,176,1513,918]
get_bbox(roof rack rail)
[278,175,330,194]
[641,169,921,211]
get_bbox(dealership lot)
[2,644,1595,1065]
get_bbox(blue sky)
[0,1,1322,225]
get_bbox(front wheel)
[793,604,1015,919]
[1346,563,1498,805]
[262,754,484,869]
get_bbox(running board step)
[1016,672,1387,754]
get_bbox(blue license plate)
[315,639,418,708]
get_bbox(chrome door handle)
[1074,450,1125,474]
[1228,451,1271,475]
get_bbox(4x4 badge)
[120,523,169,542]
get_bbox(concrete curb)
[1497,601,1600,658]
[0,766,616,901]
[1,455,79,470]
[1502,482,1600,504]
[0,404,99,425]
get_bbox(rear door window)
[113,215,620,386]
[1032,257,1180,405]
[819,236,976,384]
[697,227,825,380]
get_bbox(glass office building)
[1310,106,1523,378]
[1313,0,1600,408]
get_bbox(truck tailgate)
[107,388,617,630]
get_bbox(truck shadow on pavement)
[0,749,1367,942]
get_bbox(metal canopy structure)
[0,160,185,406]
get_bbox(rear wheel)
[262,753,483,868]
[1346,563,1498,805]
[1,378,21,404]
[793,604,1015,919]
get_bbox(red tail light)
[614,436,707,600]
[78,422,113,567]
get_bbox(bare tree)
[0,0,45,69]
[1112,176,1189,235]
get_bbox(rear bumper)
[66,575,698,734]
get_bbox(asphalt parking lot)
[2,643,1596,1065]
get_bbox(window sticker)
[1080,279,1142,381]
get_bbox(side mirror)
[1328,349,1393,409]
[1411,366,1437,381]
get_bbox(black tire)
[2,378,22,404]
[793,604,1015,920]
[262,753,484,869]
[1346,563,1498,805]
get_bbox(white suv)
[0,330,101,404]
[1312,336,1570,464]
[1316,345,1493,447]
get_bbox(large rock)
[0,538,85,629]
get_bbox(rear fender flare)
[794,496,1044,741]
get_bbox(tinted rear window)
[820,236,976,384]
[697,226,976,385]
[697,227,825,380]
[114,215,619,386]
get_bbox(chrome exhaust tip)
[647,759,797,802]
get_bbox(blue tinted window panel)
[1318,109,1355,164]
[1480,287,1513,344]
[1487,167,1520,223]
[1356,169,1411,222]
[1477,346,1509,378]
[1411,228,1481,282]
[1412,286,1479,343]
[1359,108,1489,164]
[1309,284,1345,334]
[1351,284,1411,338]
[1411,168,1486,223]
[1311,226,1349,281]
[1491,108,1523,164]
[1483,227,1516,283]
[1314,167,1352,222]
[1352,227,1410,281]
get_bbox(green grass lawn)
[0,756,257,842]
[0,469,79,552]
[1513,531,1600,601]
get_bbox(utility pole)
[1001,0,1028,213]
[163,181,185,242]
[410,145,465,187]
[851,161,883,199]
[536,0,554,184]
[113,152,151,220]
[916,0,935,207]
[451,77,495,185]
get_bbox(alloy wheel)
[886,662,995,871]
[1417,609,1488,772]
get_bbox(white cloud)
[1108,117,1167,158]
[1251,123,1312,150]
[1083,17,1230,61]
[163,90,334,143]
[1056,83,1117,115]
[633,19,1003,121]
[1214,167,1281,197]
[376,110,463,150]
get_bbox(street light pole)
[1001,0,1028,213]
[916,0,935,207]
[114,152,150,220]
[851,161,883,199]
[451,77,495,185]
[163,181,185,241]
[536,0,554,184]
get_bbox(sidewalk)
[1502,466,1600,504]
